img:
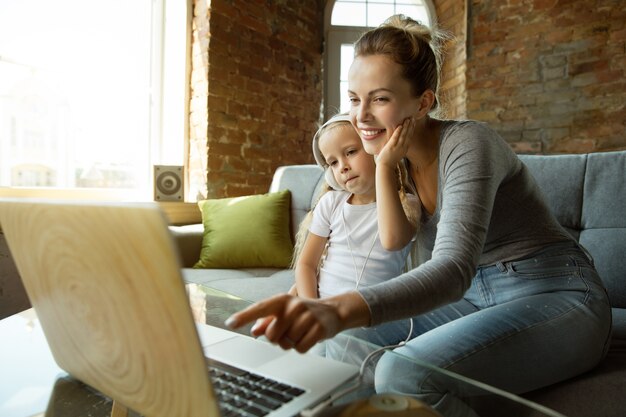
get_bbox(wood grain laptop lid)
[0,199,219,417]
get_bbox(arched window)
[324,0,436,120]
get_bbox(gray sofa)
[516,151,626,417]
[172,150,626,417]
[172,164,326,301]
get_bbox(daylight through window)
[0,0,185,198]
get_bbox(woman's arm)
[376,119,417,250]
[294,232,327,298]
[361,122,514,325]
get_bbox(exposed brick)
[206,94,228,114]
[545,29,574,44]
[610,27,626,42]
[583,80,626,96]
[189,0,625,198]
[543,78,573,92]
[542,66,567,80]
[510,141,543,154]
[597,70,623,83]
[533,0,559,10]
[596,134,626,151]
[571,72,599,87]
[548,139,597,153]
[468,0,625,154]
[522,129,542,141]
[210,142,243,158]
[570,59,610,75]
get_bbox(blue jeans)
[326,242,612,416]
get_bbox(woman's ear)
[416,90,436,118]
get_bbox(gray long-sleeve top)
[359,120,573,325]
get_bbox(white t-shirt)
[309,191,414,298]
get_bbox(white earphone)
[312,113,354,192]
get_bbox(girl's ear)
[415,90,435,118]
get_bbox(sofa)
[172,164,326,301]
[171,150,626,417]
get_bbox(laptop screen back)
[0,199,219,417]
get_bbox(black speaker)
[153,165,183,201]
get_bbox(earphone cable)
[302,318,414,417]
[341,203,378,290]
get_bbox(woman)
[227,14,611,415]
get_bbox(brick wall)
[189,0,625,199]
[437,0,468,120]
[466,0,626,154]
[189,0,324,199]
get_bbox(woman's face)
[347,54,422,155]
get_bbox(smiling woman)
[0,0,188,200]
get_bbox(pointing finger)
[225,294,290,329]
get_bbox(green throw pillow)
[193,190,293,269]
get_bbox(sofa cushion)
[611,308,626,350]
[522,348,626,417]
[580,151,626,308]
[580,228,626,309]
[518,153,586,240]
[194,190,294,269]
[269,165,325,240]
[169,223,204,267]
[520,151,626,309]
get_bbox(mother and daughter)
[227,14,612,415]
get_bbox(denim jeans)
[325,242,612,416]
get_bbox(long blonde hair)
[290,114,420,269]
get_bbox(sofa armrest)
[169,224,204,268]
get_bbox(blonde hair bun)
[354,14,452,116]
[382,14,434,44]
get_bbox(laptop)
[0,198,359,417]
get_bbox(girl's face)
[347,54,423,155]
[318,124,376,198]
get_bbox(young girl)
[292,113,417,300]
[292,114,419,398]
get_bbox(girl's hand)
[376,117,416,168]
[225,292,370,353]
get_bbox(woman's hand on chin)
[376,117,415,168]
[225,292,371,353]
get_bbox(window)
[324,0,434,119]
[0,0,189,200]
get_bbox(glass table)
[0,284,566,417]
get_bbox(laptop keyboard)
[208,358,306,417]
